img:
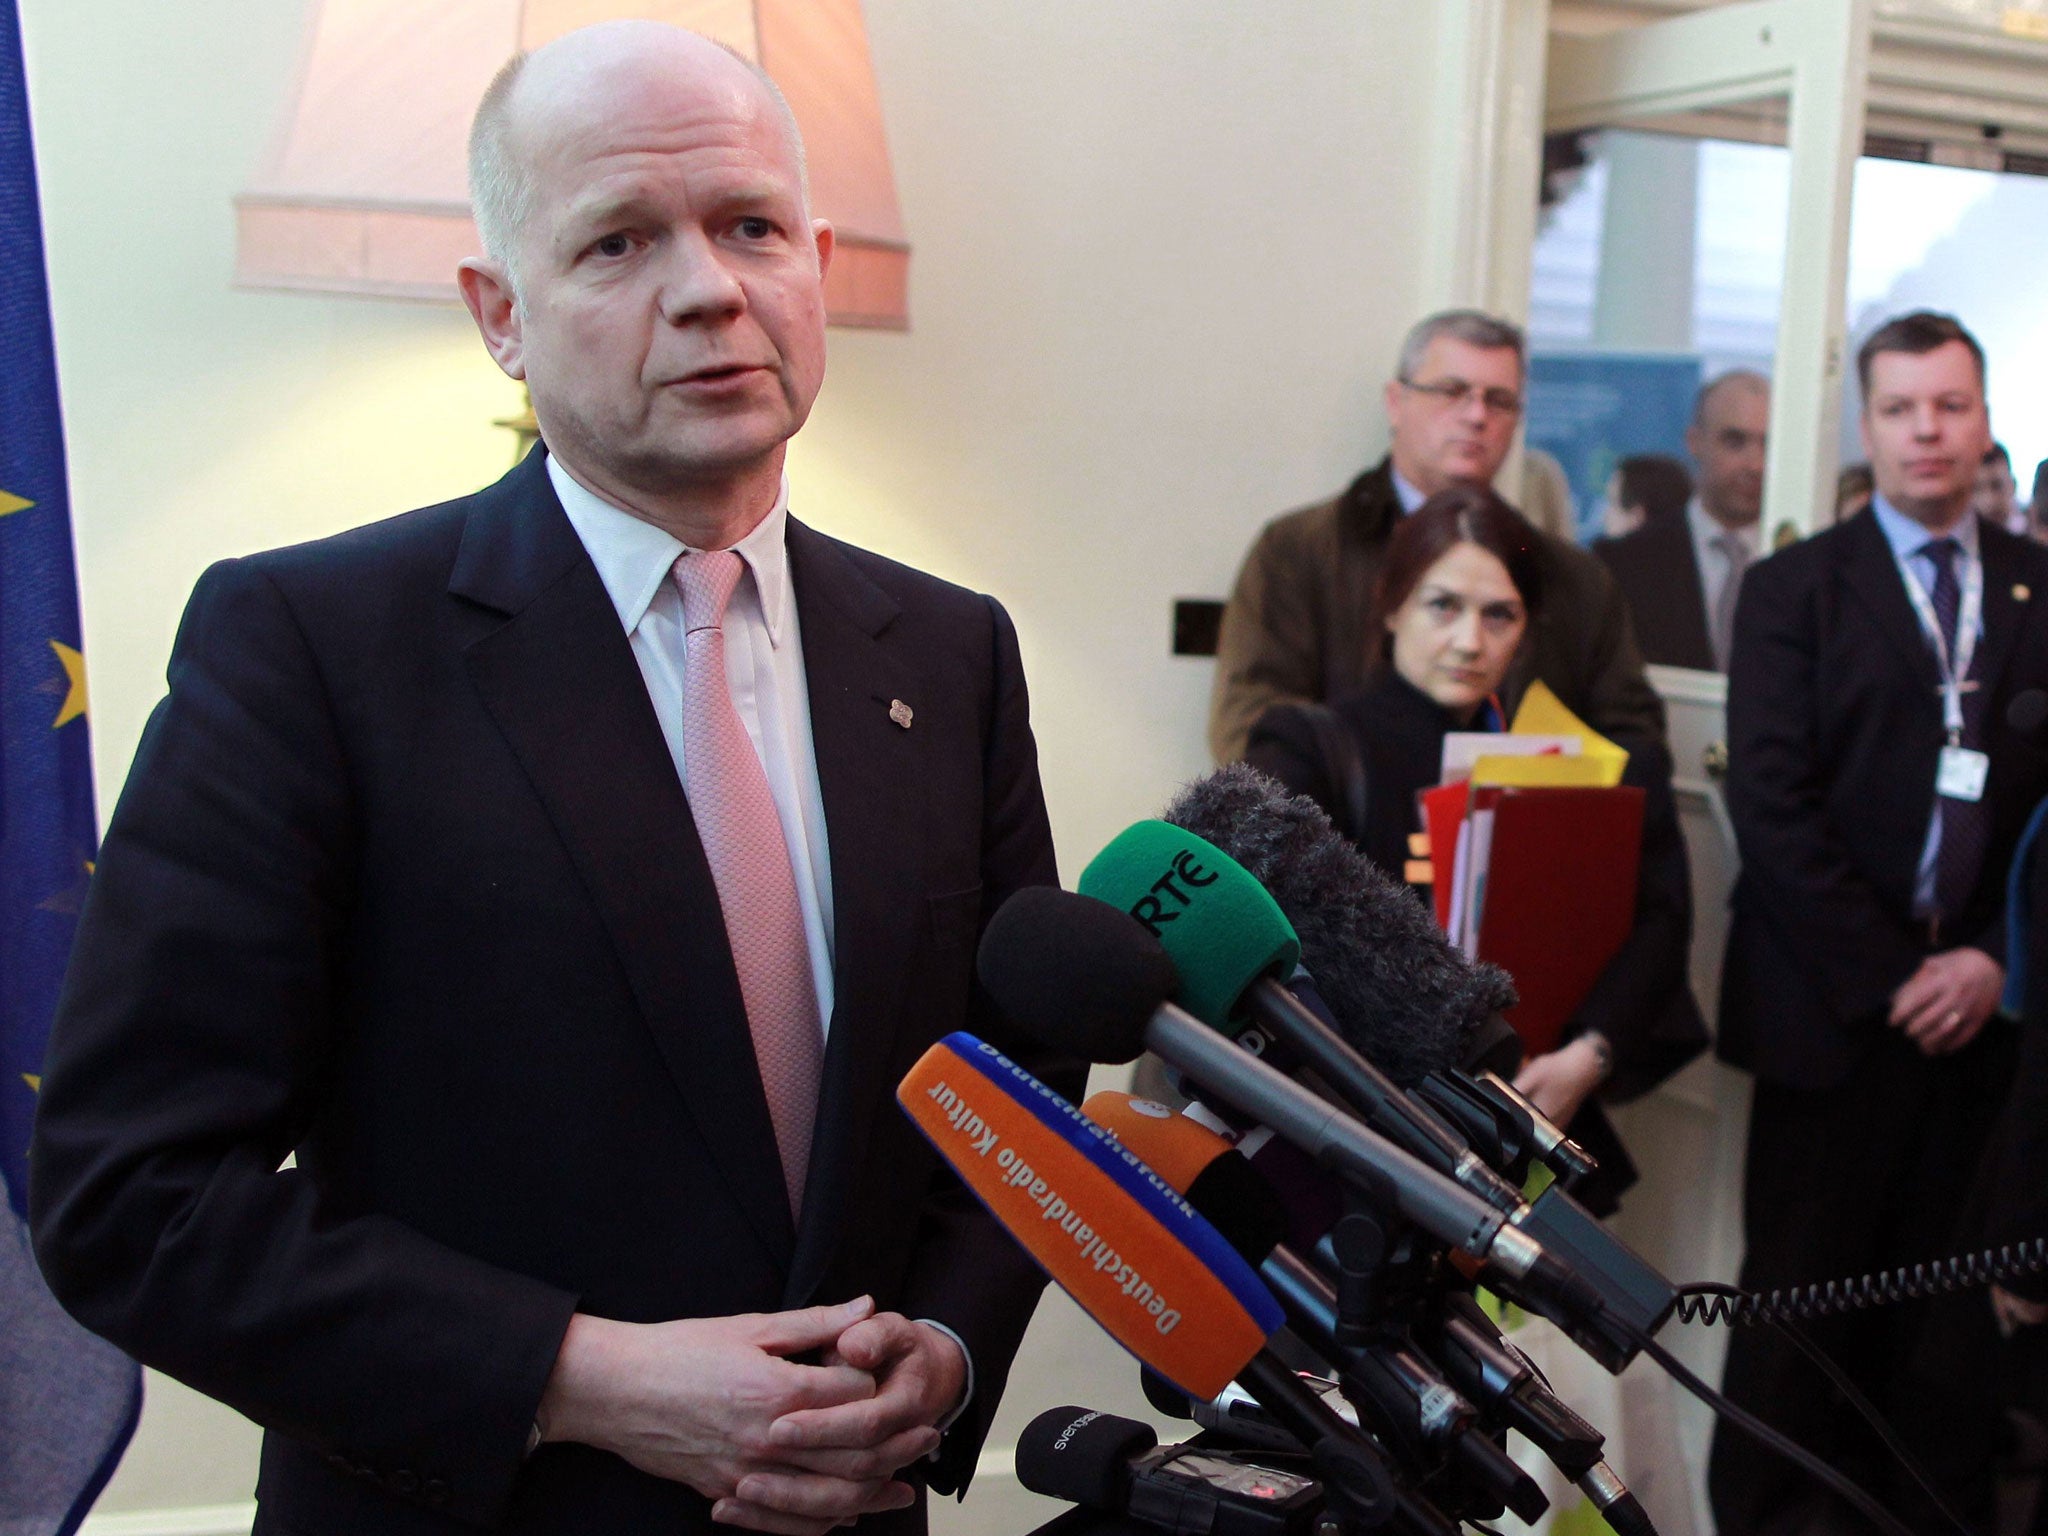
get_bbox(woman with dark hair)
[1244,488,1706,1208]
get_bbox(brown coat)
[1208,457,1666,762]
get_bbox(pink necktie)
[672,550,823,1218]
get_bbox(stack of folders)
[1411,684,1645,1058]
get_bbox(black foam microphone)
[1162,769,1604,1187]
[1162,764,1514,1085]
[1165,769,1591,1186]
[1015,1406,1161,1510]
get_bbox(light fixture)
[234,0,909,329]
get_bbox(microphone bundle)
[895,769,1972,1536]
[1160,764,1511,1088]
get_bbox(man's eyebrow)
[562,192,653,233]
[562,178,795,232]
[707,176,803,215]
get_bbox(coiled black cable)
[1671,1236,2048,1325]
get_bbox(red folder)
[1418,780,1471,930]
[1471,786,1644,1057]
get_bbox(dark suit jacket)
[1244,671,1708,1106]
[1719,508,2048,1090]
[1595,514,1717,672]
[1208,458,1666,762]
[29,449,1077,1535]
[1985,803,2048,1297]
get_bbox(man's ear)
[458,258,526,380]
[811,218,835,280]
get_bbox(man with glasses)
[1207,309,1662,762]
[1597,370,1770,672]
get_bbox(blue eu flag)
[0,2,143,1529]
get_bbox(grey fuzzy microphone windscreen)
[1161,763,1514,1085]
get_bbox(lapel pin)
[888,699,914,730]
[2016,584,2032,603]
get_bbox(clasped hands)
[538,1296,967,1535]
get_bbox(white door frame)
[1546,0,1876,544]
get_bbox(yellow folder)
[1483,680,1628,787]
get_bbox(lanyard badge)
[1897,546,1988,802]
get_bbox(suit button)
[391,1470,419,1495]
[424,1479,450,1509]
[324,1452,350,1472]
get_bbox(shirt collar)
[1391,467,1427,515]
[1686,496,1759,555]
[547,454,794,646]
[1871,491,1980,566]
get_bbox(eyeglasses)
[1399,377,1523,417]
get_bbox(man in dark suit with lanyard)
[1712,311,2048,1535]
[31,23,1076,1536]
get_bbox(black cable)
[1623,1325,1918,1536]
[1672,1237,2048,1326]
[1763,1302,1973,1536]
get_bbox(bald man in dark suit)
[31,25,1076,1536]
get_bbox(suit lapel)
[450,452,796,1271]
[1668,518,1718,671]
[1838,508,1943,693]
[781,519,927,1305]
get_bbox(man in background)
[1597,370,1770,672]
[1207,309,1662,762]
[1836,461,1875,525]
[1714,312,2048,1535]
[1974,441,2024,534]
[32,24,1072,1536]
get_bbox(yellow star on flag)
[50,641,88,727]
[0,488,31,517]
[21,1074,40,1093]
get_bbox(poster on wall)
[1525,353,1703,543]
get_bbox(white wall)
[20,1,1457,1525]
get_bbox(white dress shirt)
[1686,497,1761,623]
[548,458,976,1416]
[1392,467,1428,515]
[548,455,836,1037]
